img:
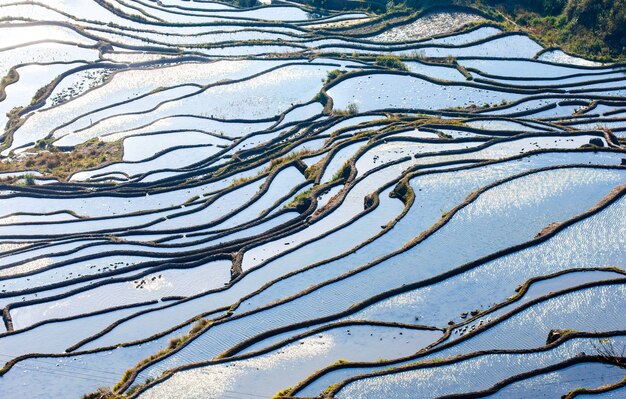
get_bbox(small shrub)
[445,55,457,65]
[375,54,408,71]
[334,101,359,116]
[235,0,257,7]
[23,174,35,186]
[346,102,359,115]
[324,69,346,84]
[169,335,190,349]
[168,336,181,349]
[410,49,426,60]
[189,318,208,334]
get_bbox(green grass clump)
[285,188,313,210]
[81,387,122,399]
[331,161,351,181]
[189,318,209,334]
[375,54,409,71]
[321,383,339,396]
[324,69,347,84]
[272,387,293,398]
[334,102,359,116]
[304,163,322,180]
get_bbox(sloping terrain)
[0,1,624,399]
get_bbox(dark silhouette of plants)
[592,338,626,368]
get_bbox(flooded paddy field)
[0,0,624,398]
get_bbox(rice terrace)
[0,0,625,398]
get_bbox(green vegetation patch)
[479,0,623,61]
[334,102,359,116]
[0,138,123,182]
[375,54,409,71]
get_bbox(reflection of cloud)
[141,335,332,399]
[0,257,52,277]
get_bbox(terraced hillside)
[0,1,625,398]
